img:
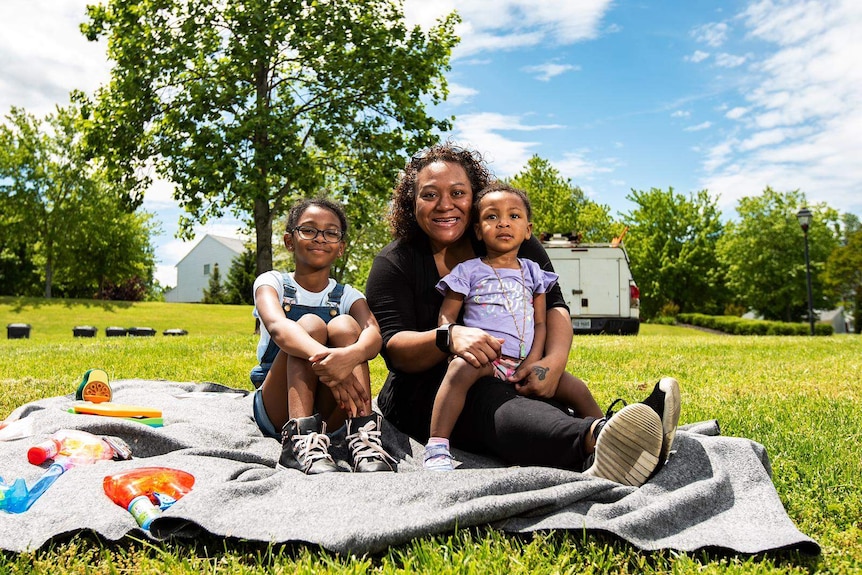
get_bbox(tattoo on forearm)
[532,366,549,380]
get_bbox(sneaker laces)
[605,398,627,419]
[347,421,394,464]
[591,398,628,441]
[292,431,334,465]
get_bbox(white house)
[164,234,246,303]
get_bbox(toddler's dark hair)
[473,182,532,222]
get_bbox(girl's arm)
[523,292,547,367]
[512,293,554,390]
[255,285,329,358]
[308,299,382,384]
[438,291,465,326]
[344,298,383,363]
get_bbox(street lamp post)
[796,207,815,336]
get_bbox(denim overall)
[249,273,344,388]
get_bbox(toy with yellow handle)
[75,369,112,403]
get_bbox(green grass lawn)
[1,297,861,573]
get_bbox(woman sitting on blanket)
[365,142,681,485]
[250,197,394,474]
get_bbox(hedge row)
[676,313,834,336]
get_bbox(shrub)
[676,312,834,336]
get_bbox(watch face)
[436,325,450,352]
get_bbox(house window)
[204,264,211,275]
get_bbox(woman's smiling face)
[413,161,473,251]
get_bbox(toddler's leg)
[554,371,602,418]
[425,359,492,471]
[430,357,492,439]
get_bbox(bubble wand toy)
[103,467,195,529]
[0,429,131,513]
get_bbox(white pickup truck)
[542,233,640,335]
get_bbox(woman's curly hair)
[388,142,493,240]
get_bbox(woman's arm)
[366,248,451,373]
[367,246,501,372]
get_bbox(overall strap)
[281,272,297,312]
[326,283,345,316]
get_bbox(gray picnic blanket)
[0,379,819,555]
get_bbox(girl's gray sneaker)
[346,413,395,472]
[277,414,339,474]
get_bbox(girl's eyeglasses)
[291,226,344,243]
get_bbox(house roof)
[174,234,247,267]
[209,234,246,254]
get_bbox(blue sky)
[2,0,860,287]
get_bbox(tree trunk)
[43,239,53,299]
[253,196,273,276]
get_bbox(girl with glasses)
[250,197,394,474]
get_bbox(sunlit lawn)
[1,297,860,573]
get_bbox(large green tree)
[622,187,725,319]
[0,106,157,299]
[508,155,615,242]
[717,187,839,322]
[81,0,458,276]
[823,226,862,331]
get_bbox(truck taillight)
[629,284,640,308]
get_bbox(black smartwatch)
[436,323,454,353]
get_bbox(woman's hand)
[450,325,504,369]
[512,360,561,398]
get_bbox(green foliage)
[823,228,862,326]
[202,263,228,304]
[224,248,257,305]
[508,155,616,241]
[717,188,840,322]
[677,312,834,336]
[622,187,726,319]
[81,0,459,276]
[1,304,860,572]
[334,192,392,291]
[0,105,157,299]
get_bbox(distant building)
[164,235,245,303]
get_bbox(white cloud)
[522,62,578,82]
[685,121,713,132]
[714,53,748,68]
[0,0,110,117]
[701,0,862,215]
[404,0,613,58]
[671,110,691,118]
[725,107,748,120]
[445,82,479,106]
[692,22,729,47]
[448,112,565,176]
[556,150,614,180]
[686,50,710,63]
